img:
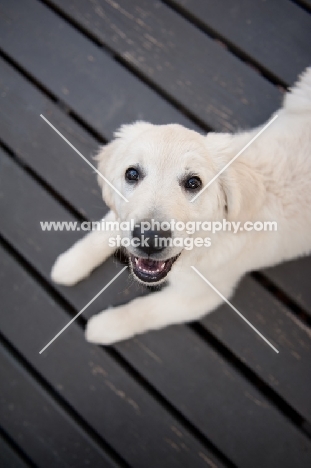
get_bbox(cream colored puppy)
[52,68,311,345]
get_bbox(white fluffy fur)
[51,68,311,345]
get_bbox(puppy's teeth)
[134,258,138,264]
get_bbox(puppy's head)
[97,122,265,285]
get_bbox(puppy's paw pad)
[51,251,88,286]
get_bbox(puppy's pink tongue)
[136,258,166,272]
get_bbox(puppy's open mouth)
[129,254,179,284]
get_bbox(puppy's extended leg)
[85,280,233,345]
[51,210,117,286]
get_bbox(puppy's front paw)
[85,308,134,345]
[51,250,90,286]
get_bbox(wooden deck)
[0,0,311,466]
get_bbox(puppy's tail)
[283,67,311,113]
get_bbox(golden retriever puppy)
[51,68,311,345]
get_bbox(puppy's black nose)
[132,221,172,255]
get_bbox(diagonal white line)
[40,114,129,203]
[190,113,279,202]
[191,266,279,353]
[39,266,128,354]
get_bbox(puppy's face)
[97,122,262,285]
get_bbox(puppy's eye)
[184,176,202,190]
[125,167,140,183]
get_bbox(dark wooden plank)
[167,0,311,85]
[0,432,30,468]
[0,0,281,132]
[0,0,196,140]
[1,149,311,467]
[0,56,106,221]
[201,275,311,419]
[0,242,225,468]
[1,57,311,422]
[116,327,311,468]
[0,341,119,468]
[263,257,311,317]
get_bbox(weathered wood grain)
[264,258,311,317]
[168,0,311,84]
[0,0,281,131]
[0,340,120,468]
[0,0,196,140]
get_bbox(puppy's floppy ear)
[96,121,153,210]
[205,132,265,220]
[220,160,266,221]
